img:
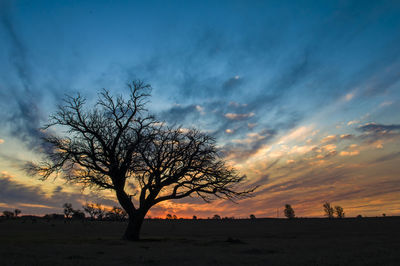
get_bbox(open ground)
[1,217,399,265]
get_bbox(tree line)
[283,202,345,219]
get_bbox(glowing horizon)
[1,0,399,218]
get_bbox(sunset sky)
[1,0,400,218]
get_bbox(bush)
[2,211,14,219]
[213,214,221,220]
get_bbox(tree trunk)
[123,212,145,241]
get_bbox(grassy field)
[0,217,399,265]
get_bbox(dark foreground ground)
[0,217,399,265]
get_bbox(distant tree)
[356,214,363,219]
[382,213,386,217]
[63,203,74,219]
[334,206,345,218]
[98,204,106,220]
[29,81,255,240]
[284,204,295,219]
[83,203,97,220]
[2,210,14,219]
[83,203,105,220]
[106,206,127,221]
[192,215,197,220]
[249,214,256,219]
[172,214,178,219]
[14,209,21,217]
[213,214,221,220]
[323,202,334,219]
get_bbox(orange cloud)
[340,150,360,156]
[321,135,337,143]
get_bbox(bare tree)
[63,203,74,219]
[29,81,255,240]
[106,206,127,221]
[334,206,345,218]
[323,202,334,218]
[284,204,295,219]
[83,203,97,220]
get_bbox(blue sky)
[1,0,400,217]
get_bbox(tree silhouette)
[323,202,334,218]
[2,210,14,219]
[334,206,345,218]
[94,204,106,220]
[14,209,21,217]
[213,214,221,220]
[63,203,74,219]
[29,81,255,240]
[106,206,127,221]
[249,214,256,219]
[83,203,104,220]
[284,204,295,219]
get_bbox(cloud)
[344,92,355,101]
[340,134,353,140]
[222,128,276,162]
[339,150,360,156]
[222,75,243,91]
[322,144,336,151]
[370,151,400,164]
[232,131,270,144]
[229,101,247,107]
[0,139,4,144]
[225,129,233,134]
[358,123,400,133]
[288,145,316,155]
[278,126,314,144]
[0,2,48,151]
[380,101,393,107]
[0,172,118,215]
[347,120,360,126]
[195,105,205,115]
[321,135,337,143]
[224,112,255,120]
[160,104,203,124]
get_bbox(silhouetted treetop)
[31,81,154,189]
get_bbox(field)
[0,217,399,265]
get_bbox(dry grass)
[0,217,399,265]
